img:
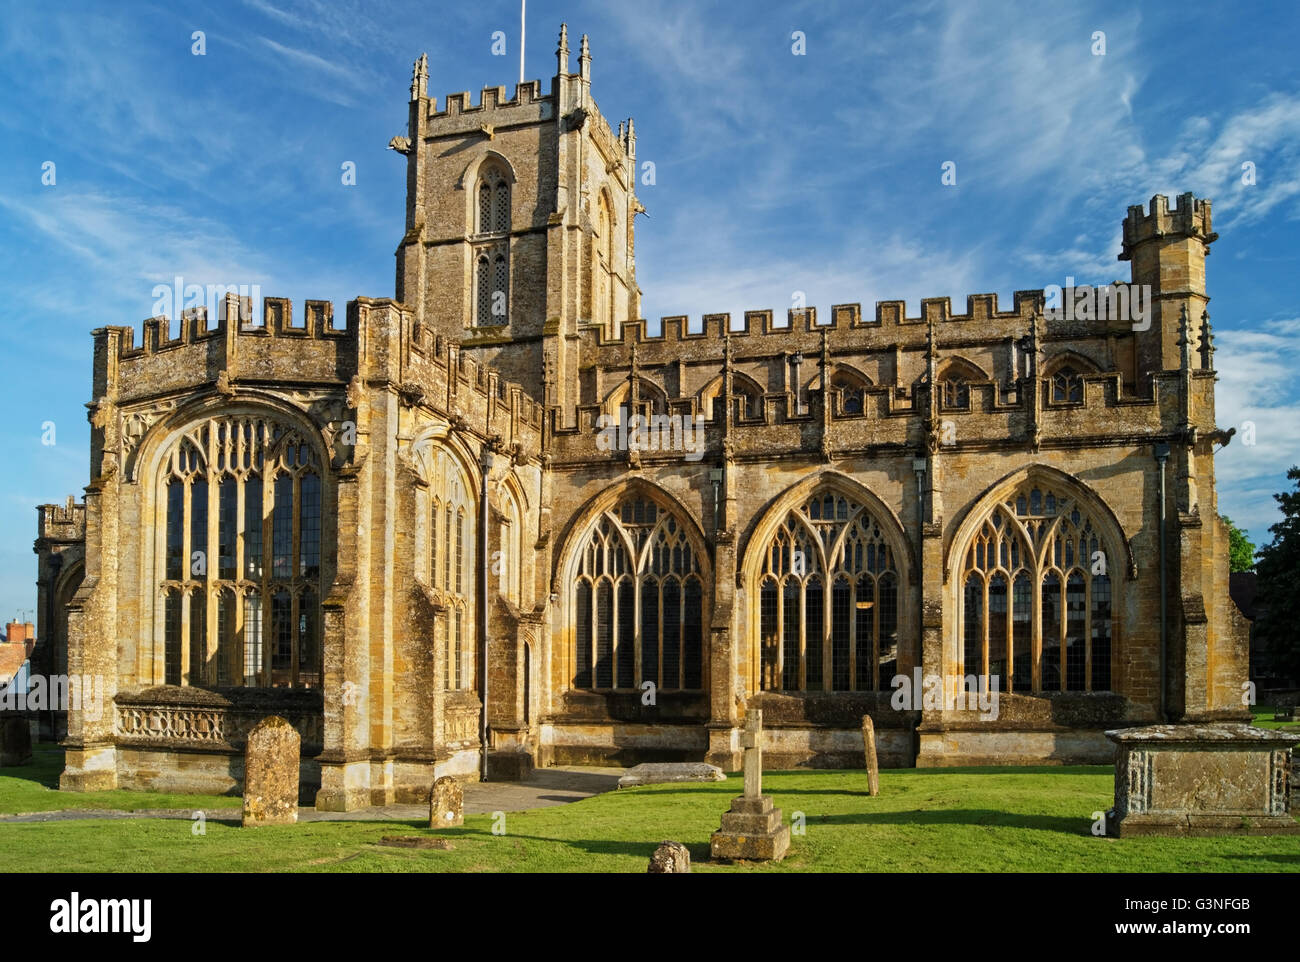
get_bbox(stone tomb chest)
[1106,723,1300,836]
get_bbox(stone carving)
[116,703,322,752]
[242,716,300,827]
[1108,724,1300,836]
[388,135,412,155]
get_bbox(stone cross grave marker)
[710,706,790,861]
[742,708,763,798]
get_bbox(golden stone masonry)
[33,26,1248,808]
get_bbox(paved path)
[0,767,623,824]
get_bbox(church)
[34,25,1249,809]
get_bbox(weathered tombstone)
[861,715,880,796]
[647,840,691,873]
[618,762,726,788]
[0,716,32,767]
[429,775,464,828]
[242,716,300,827]
[1107,724,1300,836]
[710,709,791,861]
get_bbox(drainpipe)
[1154,443,1170,722]
[46,552,63,741]
[480,454,492,781]
[911,457,927,764]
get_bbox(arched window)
[428,450,475,690]
[475,164,510,234]
[959,479,1115,693]
[757,490,899,692]
[1051,366,1083,403]
[571,494,706,692]
[827,369,870,416]
[158,416,323,689]
[472,162,510,327]
[500,487,524,606]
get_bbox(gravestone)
[0,716,32,767]
[429,775,464,828]
[242,716,300,827]
[618,762,726,788]
[710,709,791,861]
[647,840,691,873]
[1107,724,1300,836]
[861,715,880,796]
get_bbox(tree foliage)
[1254,467,1300,681]
[1219,515,1255,573]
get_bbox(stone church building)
[36,26,1249,808]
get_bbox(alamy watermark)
[889,668,1000,721]
[151,276,262,324]
[595,406,706,462]
[0,673,106,719]
[1043,277,1151,331]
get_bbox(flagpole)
[519,0,526,86]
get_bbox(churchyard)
[0,734,1295,873]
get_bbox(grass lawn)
[1251,705,1300,731]
[1,746,1296,872]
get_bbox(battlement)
[104,294,347,360]
[1120,192,1217,260]
[580,291,1048,350]
[38,497,85,542]
[429,80,549,119]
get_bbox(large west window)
[757,491,899,692]
[158,416,323,688]
[571,494,706,692]
[959,480,1115,693]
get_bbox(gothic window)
[1051,366,1083,403]
[428,450,475,691]
[158,416,323,689]
[827,370,869,416]
[959,480,1115,693]
[572,494,705,692]
[758,490,899,692]
[475,164,510,235]
[471,162,510,327]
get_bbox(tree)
[1220,515,1256,573]
[1254,467,1300,683]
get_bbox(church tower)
[394,26,642,415]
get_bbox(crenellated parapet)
[1120,192,1217,262]
[422,80,554,133]
[579,290,1055,362]
[93,295,543,471]
[37,497,86,545]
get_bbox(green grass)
[1251,705,1300,731]
[0,750,1296,872]
[0,746,240,815]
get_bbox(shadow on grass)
[0,745,63,790]
[805,808,1091,834]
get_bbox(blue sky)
[0,0,1297,622]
